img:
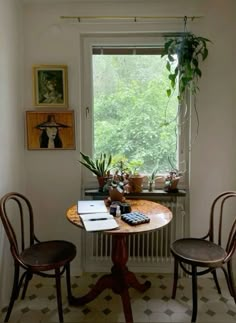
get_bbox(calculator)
[121,212,150,225]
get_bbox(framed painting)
[26,111,75,150]
[32,65,68,108]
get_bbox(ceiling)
[23,0,150,3]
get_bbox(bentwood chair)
[171,191,236,322]
[0,192,77,323]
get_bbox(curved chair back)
[0,192,35,261]
[209,191,236,259]
[171,191,236,323]
[0,191,77,323]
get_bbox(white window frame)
[80,33,189,190]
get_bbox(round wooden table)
[66,199,172,323]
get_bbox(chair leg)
[172,257,179,299]
[191,265,198,323]
[227,260,236,302]
[55,268,64,323]
[65,263,73,301]
[21,272,33,299]
[212,270,221,294]
[5,264,20,322]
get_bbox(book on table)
[77,200,119,231]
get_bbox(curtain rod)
[60,15,203,22]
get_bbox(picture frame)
[32,65,68,108]
[26,111,75,150]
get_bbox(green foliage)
[161,33,211,102]
[79,152,112,177]
[148,165,159,183]
[111,154,130,174]
[127,160,144,175]
[93,55,178,173]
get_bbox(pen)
[88,218,108,221]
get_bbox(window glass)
[92,49,179,174]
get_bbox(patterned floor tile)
[0,274,235,323]
[148,311,171,322]
[146,298,168,312]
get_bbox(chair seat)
[20,240,76,271]
[171,238,227,267]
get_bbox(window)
[81,35,188,187]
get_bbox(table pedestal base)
[69,235,151,323]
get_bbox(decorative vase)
[148,181,154,192]
[109,187,124,202]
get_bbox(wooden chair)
[171,191,236,322]
[0,192,77,323]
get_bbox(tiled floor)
[0,273,235,323]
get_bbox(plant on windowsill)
[103,173,129,202]
[79,152,112,192]
[147,166,161,192]
[127,160,144,193]
[164,169,182,193]
[103,156,131,200]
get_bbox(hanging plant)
[161,32,211,102]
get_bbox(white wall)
[0,0,25,307]
[190,0,236,235]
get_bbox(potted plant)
[103,174,129,202]
[161,32,211,103]
[147,166,160,192]
[164,169,181,192]
[79,152,112,192]
[103,157,131,201]
[106,178,126,202]
[127,160,144,193]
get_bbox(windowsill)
[84,188,187,198]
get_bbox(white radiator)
[82,199,186,273]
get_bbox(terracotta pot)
[109,187,124,202]
[164,178,180,192]
[97,176,109,192]
[129,175,144,193]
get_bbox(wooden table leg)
[69,235,151,323]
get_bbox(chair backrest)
[209,191,236,259]
[0,192,35,260]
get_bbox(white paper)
[77,200,107,214]
[79,212,119,231]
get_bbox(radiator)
[82,199,186,273]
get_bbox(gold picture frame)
[33,65,68,108]
[26,111,75,150]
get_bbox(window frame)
[80,33,189,190]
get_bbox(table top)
[66,199,172,235]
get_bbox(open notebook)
[77,200,119,231]
[79,212,119,231]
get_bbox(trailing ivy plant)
[161,33,211,102]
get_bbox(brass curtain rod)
[60,15,203,22]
